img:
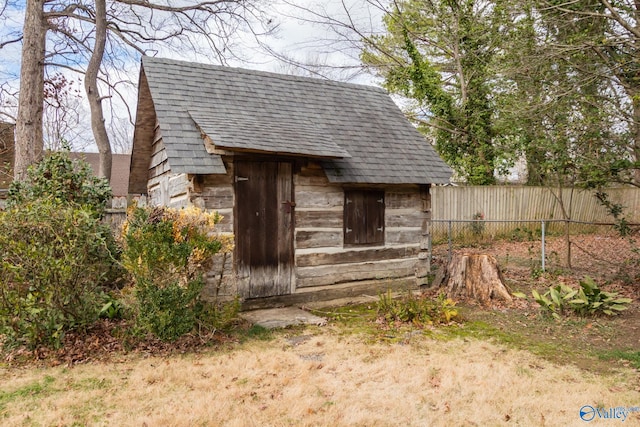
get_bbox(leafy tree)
[361,0,514,184]
[355,0,636,190]
[527,0,640,188]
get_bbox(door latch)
[281,200,296,213]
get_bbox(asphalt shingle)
[141,56,452,184]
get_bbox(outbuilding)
[129,57,452,307]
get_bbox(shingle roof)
[140,56,452,184]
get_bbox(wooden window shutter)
[344,190,384,246]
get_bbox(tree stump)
[443,253,512,303]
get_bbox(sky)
[0,0,386,152]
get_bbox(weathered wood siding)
[144,156,431,300]
[146,122,190,208]
[190,164,235,300]
[191,170,234,234]
[293,162,429,289]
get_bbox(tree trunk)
[632,97,640,186]
[14,0,46,179]
[84,0,112,181]
[443,253,512,303]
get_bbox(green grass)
[235,324,274,342]
[598,350,640,368]
[0,375,57,411]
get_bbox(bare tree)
[14,0,46,179]
[108,116,133,154]
[85,0,111,179]
[42,73,93,151]
[3,0,273,179]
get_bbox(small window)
[344,189,385,246]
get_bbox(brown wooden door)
[235,160,293,298]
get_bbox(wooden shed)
[129,57,452,307]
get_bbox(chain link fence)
[430,219,640,283]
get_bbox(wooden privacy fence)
[430,185,640,223]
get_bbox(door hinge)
[235,176,249,182]
[345,228,352,233]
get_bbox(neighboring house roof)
[0,123,130,197]
[70,153,131,197]
[130,56,452,191]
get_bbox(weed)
[509,227,535,242]
[471,211,485,235]
[377,290,458,326]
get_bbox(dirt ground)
[431,233,640,374]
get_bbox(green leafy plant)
[568,276,632,316]
[98,292,126,320]
[531,284,576,319]
[121,205,233,341]
[377,290,458,326]
[0,152,118,349]
[531,276,632,319]
[7,148,112,218]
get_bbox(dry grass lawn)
[2,329,639,426]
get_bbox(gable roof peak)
[136,56,452,185]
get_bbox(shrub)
[134,278,205,341]
[0,151,119,349]
[121,205,233,341]
[0,203,117,348]
[198,296,241,332]
[7,149,112,217]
